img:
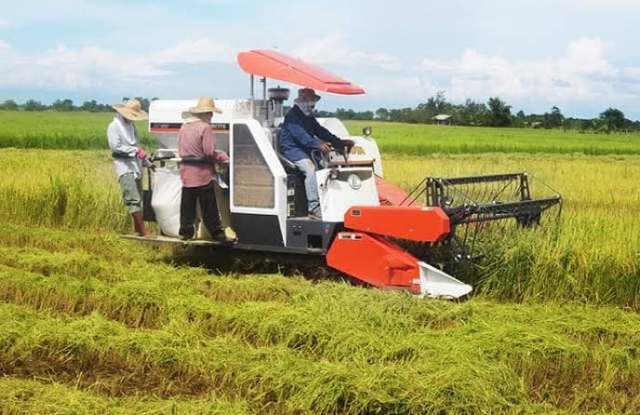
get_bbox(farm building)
[433,114,452,125]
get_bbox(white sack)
[151,165,183,238]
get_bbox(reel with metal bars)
[398,172,562,268]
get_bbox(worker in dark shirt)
[278,88,354,218]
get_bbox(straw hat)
[112,99,148,121]
[189,96,222,114]
[297,88,321,102]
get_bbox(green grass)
[1,111,640,156]
[1,223,640,413]
[346,120,640,155]
[0,111,154,149]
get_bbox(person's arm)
[201,125,217,159]
[286,122,323,152]
[309,118,345,150]
[201,126,229,162]
[107,124,138,156]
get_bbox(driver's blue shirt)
[278,105,345,162]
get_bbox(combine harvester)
[130,49,562,299]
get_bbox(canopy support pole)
[261,76,267,124]
[249,74,255,118]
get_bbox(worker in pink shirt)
[177,97,230,241]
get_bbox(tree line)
[2,94,638,133]
[0,97,156,113]
[320,92,640,133]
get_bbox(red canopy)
[237,49,365,95]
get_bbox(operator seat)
[273,126,299,173]
[278,154,298,172]
[272,126,308,217]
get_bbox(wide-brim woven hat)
[189,96,222,114]
[297,88,321,102]
[112,99,148,121]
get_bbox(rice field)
[2,110,640,155]
[2,222,640,414]
[0,111,153,150]
[0,111,639,413]
[383,154,640,308]
[346,120,640,155]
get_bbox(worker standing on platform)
[177,97,230,241]
[107,98,150,236]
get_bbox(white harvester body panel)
[317,117,349,137]
[316,166,380,223]
[229,119,288,245]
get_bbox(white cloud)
[0,38,235,91]
[622,67,640,80]
[564,37,613,76]
[0,18,8,29]
[2,27,639,117]
[293,34,403,72]
[363,75,429,103]
[579,0,640,8]
[419,37,638,106]
[150,39,235,65]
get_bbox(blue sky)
[1,0,640,118]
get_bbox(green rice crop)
[0,377,250,415]
[1,110,639,156]
[0,149,128,230]
[383,154,640,309]
[346,120,640,155]
[1,149,637,308]
[0,111,154,149]
[1,224,640,413]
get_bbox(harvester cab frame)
[128,49,562,300]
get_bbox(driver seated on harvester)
[279,88,354,219]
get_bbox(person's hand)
[342,139,355,150]
[320,142,332,153]
[136,147,147,160]
[214,149,230,163]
